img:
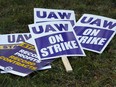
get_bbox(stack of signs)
[33,8,85,72]
[29,8,85,60]
[74,14,116,53]
[0,8,84,76]
[0,33,53,76]
[0,33,31,74]
[28,21,85,60]
[0,8,116,77]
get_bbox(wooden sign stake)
[61,56,73,72]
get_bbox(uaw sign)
[75,14,116,30]
[0,33,52,75]
[0,33,31,50]
[34,8,76,26]
[29,21,85,60]
[0,42,52,77]
[0,33,32,58]
[74,14,116,53]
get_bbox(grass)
[0,0,116,87]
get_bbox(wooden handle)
[61,56,73,72]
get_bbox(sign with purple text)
[34,8,76,26]
[0,33,52,74]
[0,42,53,77]
[74,14,116,53]
[0,33,31,50]
[74,14,116,30]
[29,21,85,60]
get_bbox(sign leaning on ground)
[0,42,52,77]
[0,33,53,76]
[34,8,77,71]
[0,33,30,73]
[75,14,116,30]
[34,8,76,26]
[73,14,116,53]
[29,21,85,60]
[0,7,116,76]
[0,33,31,50]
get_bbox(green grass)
[0,0,116,87]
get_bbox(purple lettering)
[8,35,15,43]
[90,19,101,26]
[48,12,58,19]
[103,20,116,29]
[45,25,56,32]
[36,11,47,18]
[81,16,93,23]
[16,35,25,42]
[32,26,43,34]
[54,24,68,31]
[58,12,71,19]
[24,34,32,40]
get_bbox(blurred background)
[0,0,116,87]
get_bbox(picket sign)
[0,33,30,74]
[34,8,77,72]
[61,56,72,72]
[74,14,116,53]
[75,14,116,30]
[29,21,85,71]
[0,33,52,76]
[0,33,72,72]
[34,8,76,26]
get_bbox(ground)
[0,0,116,87]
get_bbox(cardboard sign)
[0,33,31,60]
[34,8,76,26]
[0,33,53,75]
[0,33,31,50]
[0,33,31,45]
[29,21,85,60]
[0,33,34,58]
[34,8,76,72]
[0,42,53,77]
[74,14,116,53]
[75,14,116,30]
